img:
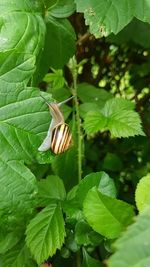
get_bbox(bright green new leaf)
[135,173,150,212]
[38,175,66,205]
[44,69,66,90]
[108,206,150,267]
[82,248,102,267]
[50,0,76,18]
[84,98,144,138]
[75,0,150,37]
[76,172,116,207]
[102,98,135,116]
[26,203,66,263]
[83,188,134,239]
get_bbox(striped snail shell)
[38,96,73,154]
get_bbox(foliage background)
[0,0,150,267]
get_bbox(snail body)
[38,96,73,154]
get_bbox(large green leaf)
[75,0,150,37]
[108,206,150,267]
[0,231,21,254]
[0,87,53,226]
[0,241,36,267]
[26,203,66,264]
[135,173,150,212]
[38,16,76,80]
[76,172,116,207]
[0,0,45,88]
[84,98,145,137]
[107,19,150,48]
[83,188,134,239]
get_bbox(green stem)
[72,63,82,183]
[76,250,81,267]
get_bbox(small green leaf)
[83,188,134,239]
[135,173,150,212]
[82,248,102,267]
[76,172,117,207]
[44,69,66,90]
[26,203,66,263]
[38,175,66,205]
[108,206,150,267]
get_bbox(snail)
[38,95,74,154]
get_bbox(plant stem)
[76,250,81,267]
[71,59,82,183]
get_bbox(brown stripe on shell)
[51,123,72,154]
[57,124,69,154]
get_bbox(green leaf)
[135,173,150,212]
[82,248,101,267]
[75,220,103,246]
[0,1,45,86]
[83,188,134,239]
[79,103,101,119]
[0,87,54,226]
[102,153,123,172]
[0,231,21,254]
[38,175,66,205]
[1,241,36,267]
[84,111,107,135]
[39,16,76,73]
[0,160,37,225]
[50,0,76,18]
[107,19,150,48]
[75,0,150,37]
[0,51,36,89]
[107,109,145,138]
[26,203,66,263]
[44,69,66,90]
[102,98,135,116]
[108,206,150,267]
[84,98,144,138]
[77,172,116,208]
[77,83,112,107]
